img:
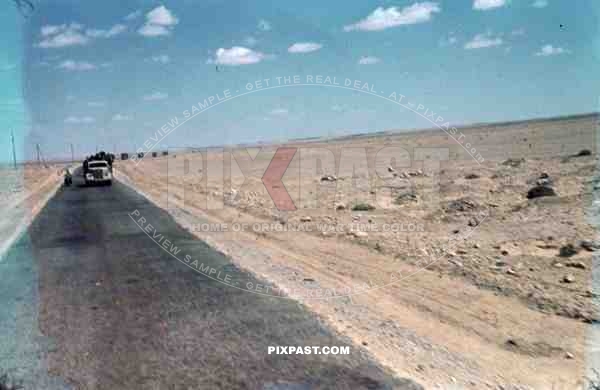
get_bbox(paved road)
[0,173,422,389]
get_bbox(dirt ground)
[0,164,65,257]
[118,113,599,389]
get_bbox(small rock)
[395,192,419,204]
[502,158,525,167]
[527,185,557,199]
[576,149,592,157]
[465,173,480,180]
[501,250,509,256]
[468,218,479,227]
[506,338,518,347]
[445,198,477,212]
[553,262,564,268]
[320,175,337,182]
[565,261,586,270]
[506,268,518,276]
[565,352,574,359]
[335,203,346,211]
[559,244,578,257]
[303,278,316,283]
[416,364,425,372]
[563,274,575,283]
[448,259,463,268]
[387,166,395,173]
[362,341,368,346]
[580,240,599,252]
[351,231,368,238]
[300,216,312,222]
[473,243,480,249]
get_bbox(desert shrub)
[351,202,375,211]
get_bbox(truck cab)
[85,160,112,185]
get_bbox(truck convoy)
[83,151,115,186]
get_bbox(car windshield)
[88,162,108,168]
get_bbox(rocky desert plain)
[118,113,599,389]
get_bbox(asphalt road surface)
[0,172,422,389]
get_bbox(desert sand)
[118,113,598,389]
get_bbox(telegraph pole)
[10,130,17,170]
[70,143,74,163]
[36,143,41,165]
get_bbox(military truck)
[83,151,115,185]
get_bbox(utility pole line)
[10,130,17,170]
[70,143,74,163]
[36,143,41,165]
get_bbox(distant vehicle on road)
[85,160,112,185]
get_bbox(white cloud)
[37,24,89,48]
[344,3,440,32]
[150,54,170,64]
[124,10,142,21]
[473,0,507,10]
[41,24,65,37]
[532,0,548,8]
[269,108,288,115]
[258,19,271,31]
[64,116,95,124]
[210,46,265,65]
[147,5,179,26]
[85,24,126,38]
[139,6,178,37]
[57,60,97,71]
[143,92,168,101]
[87,101,105,107]
[358,56,381,65]
[464,33,503,49]
[138,25,171,37]
[112,113,131,121]
[535,44,568,56]
[288,42,323,54]
[38,21,126,48]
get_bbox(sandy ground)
[0,164,66,259]
[118,113,598,389]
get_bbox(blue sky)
[2,0,599,161]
